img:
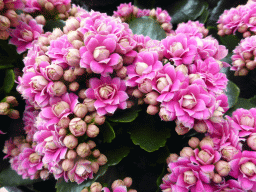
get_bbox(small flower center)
[93,46,110,61]
[171,42,183,52]
[135,62,148,75]
[182,94,196,109]
[99,85,114,99]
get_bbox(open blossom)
[80,34,121,76]
[9,19,43,54]
[161,33,197,66]
[85,76,128,116]
[113,2,134,18]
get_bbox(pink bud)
[86,124,99,138]
[183,170,197,185]
[93,46,110,61]
[46,64,63,81]
[69,82,79,92]
[66,48,80,67]
[83,98,96,112]
[63,135,78,149]
[123,177,133,188]
[58,117,70,129]
[175,64,188,75]
[84,115,93,123]
[221,146,239,161]
[67,31,82,43]
[188,74,201,84]
[40,170,50,180]
[135,62,148,75]
[87,140,96,149]
[31,75,48,91]
[243,52,253,60]
[59,128,67,136]
[188,137,200,149]
[69,117,87,137]
[156,77,169,92]
[74,67,86,76]
[56,4,66,13]
[8,109,20,119]
[240,114,255,127]
[112,179,125,190]
[247,134,256,150]
[238,24,248,33]
[215,160,230,177]
[193,121,207,133]
[48,81,67,96]
[182,94,196,109]
[62,159,75,171]
[180,147,194,158]
[0,0,4,11]
[5,96,18,107]
[74,104,88,118]
[29,153,41,163]
[0,102,10,115]
[11,148,20,156]
[240,161,256,176]
[212,173,222,184]
[233,59,245,68]
[171,42,183,53]
[161,23,172,32]
[45,136,58,150]
[0,16,10,31]
[198,150,212,163]
[199,136,214,148]
[72,40,84,49]
[166,153,179,164]
[66,149,77,159]
[132,89,144,98]
[45,2,54,11]
[65,18,80,31]
[116,66,127,79]
[91,162,99,173]
[175,122,190,135]
[76,142,90,158]
[146,105,159,115]
[78,89,87,99]
[138,79,152,93]
[94,114,105,125]
[97,154,107,165]
[52,101,70,117]
[64,68,76,82]
[0,30,9,40]
[90,182,102,192]
[51,28,64,39]
[35,15,46,25]
[92,149,101,158]
[144,91,159,105]
[246,60,256,70]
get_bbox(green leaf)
[129,16,166,41]
[3,69,15,93]
[167,0,208,25]
[107,106,141,123]
[128,112,171,152]
[197,4,210,24]
[99,121,115,143]
[219,35,240,52]
[0,167,41,186]
[225,80,240,109]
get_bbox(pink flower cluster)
[113,2,173,34]
[126,23,229,133]
[161,106,256,191]
[0,0,24,39]
[82,177,137,192]
[231,35,256,76]
[217,1,256,37]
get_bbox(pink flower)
[80,34,121,76]
[229,151,256,191]
[155,7,171,24]
[175,21,204,38]
[9,19,43,54]
[113,2,134,18]
[214,179,244,192]
[191,145,221,165]
[85,76,128,116]
[161,34,197,66]
[126,51,163,87]
[23,0,42,12]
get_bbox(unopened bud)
[91,162,99,173]
[92,149,101,158]
[0,16,10,31]
[180,147,194,158]
[40,170,50,180]
[63,135,78,149]
[8,109,20,119]
[215,160,231,177]
[90,182,102,192]
[66,149,77,159]
[35,15,46,25]
[188,137,200,149]
[87,140,96,149]
[97,154,107,165]
[76,142,90,158]
[86,124,99,138]
[45,2,54,11]
[144,91,159,105]
[62,159,75,171]
[112,179,125,190]
[146,105,159,115]
[58,117,70,129]
[94,114,105,125]
[199,136,214,148]
[123,177,133,188]
[64,68,76,82]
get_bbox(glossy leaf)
[128,113,171,152]
[225,80,240,109]
[167,0,208,25]
[99,121,115,143]
[0,167,41,187]
[3,69,15,93]
[129,16,166,41]
[107,106,141,123]
[219,35,240,51]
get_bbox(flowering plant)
[1,0,256,191]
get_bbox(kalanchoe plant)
[1,0,256,191]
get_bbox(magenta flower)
[161,33,197,66]
[229,151,256,191]
[126,51,163,87]
[9,19,43,54]
[175,21,205,38]
[85,76,128,116]
[113,2,134,18]
[80,34,121,76]
[155,7,171,24]
[214,179,244,192]
[23,0,42,12]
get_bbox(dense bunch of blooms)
[113,2,173,34]
[231,35,256,76]
[217,0,256,37]
[0,0,24,39]
[80,177,137,192]
[161,106,256,191]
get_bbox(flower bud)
[135,62,148,75]
[123,177,133,188]
[246,60,256,70]
[69,117,87,137]
[180,147,194,158]
[247,134,256,150]
[65,18,80,31]
[0,102,10,115]
[74,104,88,118]
[5,96,18,107]
[8,109,20,119]
[112,179,125,190]
[58,117,70,129]
[40,170,50,180]
[93,46,110,61]
[175,64,188,75]
[83,98,95,112]
[161,23,172,32]
[69,82,79,92]
[48,81,67,96]
[35,15,46,25]
[51,28,64,39]
[193,121,207,133]
[31,75,48,91]
[0,0,4,11]
[86,124,99,138]
[188,137,200,149]
[52,101,70,117]
[92,149,101,158]
[67,31,82,43]
[0,30,9,40]
[84,115,93,123]
[175,121,190,135]
[199,136,214,148]
[64,68,76,82]
[62,159,75,171]
[63,135,78,149]
[90,182,102,192]
[78,89,87,99]
[166,153,179,164]
[240,161,256,177]
[132,89,144,98]
[215,160,230,177]
[0,16,10,31]
[94,114,105,125]
[87,140,96,149]
[29,153,41,163]
[72,39,84,49]
[91,162,99,173]
[45,2,54,11]
[11,148,20,156]
[74,67,86,76]
[221,146,239,161]
[76,142,90,158]
[138,79,152,93]
[212,173,222,184]
[97,154,107,165]
[144,91,159,105]
[146,105,159,115]
[46,64,63,81]
[56,4,66,13]
[66,149,77,159]
[66,48,80,67]
[183,170,197,185]
[243,52,253,60]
